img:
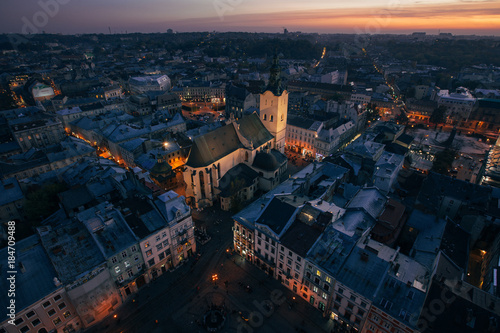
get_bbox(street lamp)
[212,274,218,286]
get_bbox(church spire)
[266,53,283,96]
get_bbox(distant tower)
[260,54,288,153]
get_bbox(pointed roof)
[265,53,283,96]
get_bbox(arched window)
[199,171,205,198]
[270,115,274,122]
[263,114,267,121]
[245,151,249,162]
[281,114,284,121]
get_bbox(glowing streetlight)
[212,273,218,285]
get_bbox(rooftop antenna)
[108,26,111,34]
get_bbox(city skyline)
[0,0,499,36]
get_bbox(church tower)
[260,54,288,154]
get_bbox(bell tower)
[260,54,288,154]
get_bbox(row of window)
[337,287,368,308]
[14,297,71,333]
[117,264,142,282]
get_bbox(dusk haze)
[0,0,499,35]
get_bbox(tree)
[431,149,457,175]
[395,110,408,125]
[430,105,447,126]
[24,182,68,222]
[366,103,380,124]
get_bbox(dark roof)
[226,84,251,100]
[421,279,500,333]
[151,161,173,175]
[218,163,259,197]
[416,172,492,215]
[80,102,104,112]
[58,186,94,211]
[287,116,316,129]
[397,133,415,145]
[186,113,273,168]
[477,98,500,109]
[257,197,296,235]
[253,151,280,171]
[440,219,470,271]
[336,246,390,298]
[0,236,59,321]
[119,197,160,239]
[385,142,409,155]
[0,141,21,154]
[186,123,242,168]
[237,113,274,148]
[280,206,331,257]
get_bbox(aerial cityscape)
[0,1,500,333]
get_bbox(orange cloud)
[171,2,500,34]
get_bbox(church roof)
[186,113,273,168]
[253,151,280,171]
[218,163,259,198]
[252,149,286,172]
[186,123,242,168]
[237,113,274,148]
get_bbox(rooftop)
[38,209,104,283]
[153,190,191,227]
[0,235,60,320]
[0,177,23,206]
[218,163,259,198]
[118,197,167,239]
[256,196,297,236]
[307,223,358,276]
[280,205,332,257]
[347,187,386,219]
[78,202,138,258]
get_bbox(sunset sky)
[0,0,499,35]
